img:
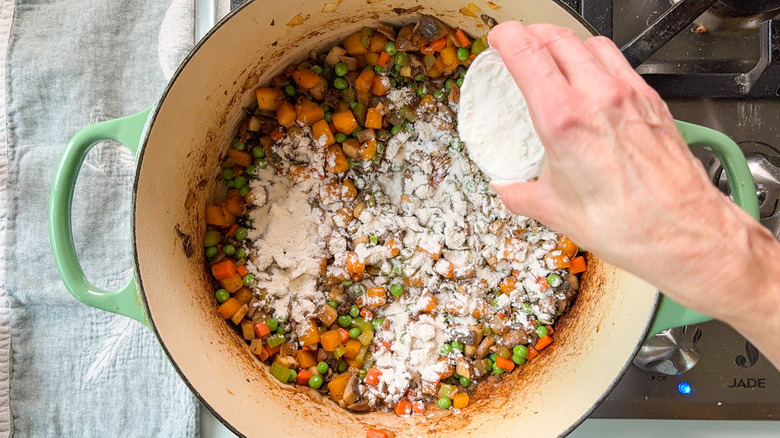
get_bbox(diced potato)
[241,320,256,340]
[219,273,244,293]
[343,31,367,55]
[324,45,347,67]
[227,149,253,167]
[205,204,235,227]
[255,87,284,111]
[298,318,321,346]
[217,298,242,319]
[276,101,297,127]
[295,99,325,126]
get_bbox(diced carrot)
[211,260,236,280]
[412,400,426,414]
[296,368,314,386]
[299,318,321,346]
[205,204,235,227]
[311,119,335,147]
[219,273,244,293]
[440,46,459,70]
[257,344,270,361]
[385,239,400,257]
[365,286,387,307]
[338,327,351,344]
[426,55,445,77]
[364,108,382,130]
[369,32,389,53]
[295,98,325,126]
[234,287,253,305]
[226,223,239,237]
[321,329,342,351]
[526,346,539,360]
[217,298,242,319]
[365,367,382,385]
[364,52,380,66]
[417,245,440,260]
[263,344,280,359]
[328,371,352,400]
[394,400,412,416]
[236,265,249,278]
[495,356,515,371]
[535,335,553,351]
[343,31,367,55]
[455,29,471,47]
[569,256,587,274]
[453,392,469,409]
[276,101,297,127]
[325,145,350,173]
[292,69,323,89]
[355,69,376,94]
[546,252,571,269]
[254,322,271,338]
[536,277,550,292]
[345,251,365,275]
[499,277,516,294]
[227,148,253,167]
[332,110,359,135]
[360,308,373,320]
[378,51,391,68]
[371,75,389,96]
[420,37,446,55]
[420,294,438,313]
[558,236,579,259]
[366,428,389,438]
[344,338,362,359]
[255,87,283,111]
[296,349,317,368]
[269,126,285,142]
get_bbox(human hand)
[486,21,780,339]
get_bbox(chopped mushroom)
[475,335,495,359]
[342,373,361,405]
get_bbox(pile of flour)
[457,47,547,182]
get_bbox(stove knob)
[632,326,701,375]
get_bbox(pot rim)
[131,2,654,437]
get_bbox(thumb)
[490,175,553,223]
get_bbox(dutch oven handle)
[48,106,154,327]
[647,120,761,337]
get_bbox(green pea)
[434,90,446,101]
[234,227,248,241]
[284,84,296,97]
[337,314,352,328]
[311,65,323,74]
[203,230,221,247]
[522,303,533,314]
[459,376,472,386]
[349,328,361,338]
[359,370,367,380]
[335,62,348,77]
[536,325,549,338]
[492,366,504,375]
[233,141,246,151]
[414,74,425,82]
[369,234,378,245]
[374,66,384,75]
[308,375,323,389]
[256,158,268,169]
[222,168,233,180]
[456,78,463,87]
[512,354,527,365]
[226,180,235,189]
[324,112,332,123]
[239,186,250,196]
[338,361,347,373]
[334,77,349,89]
[233,176,247,189]
[451,341,464,351]
[252,146,265,158]
[349,305,360,318]
[317,361,329,375]
[246,164,258,176]
[266,318,279,331]
[242,274,254,286]
[236,248,247,259]
[445,78,455,90]
[205,246,218,258]
[460,70,467,79]
[457,47,470,61]
[390,284,404,297]
[275,326,285,335]
[486,358,493,369]
[547,273,563,287]
[384,41,397,55]
[347,159,357,169]
[371,318,383,331]
[393,51,408,67]
[390,126,401,135]
[327,300,338,309]
[438,397,452,409]
[512,345,528,359]
[488,352,497,362]
[335,133,348,143]
[288,369,297,383]
[416,84,427,97]
[222,244,236,256]
[471,38,486,56]
[440,343,453,355]
[215,289,230,303]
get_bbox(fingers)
[488,21,572,108]
[490,174,555,224]
[525,24,611,89]
[583,36,657,97]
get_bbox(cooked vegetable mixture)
[203,16,586,417]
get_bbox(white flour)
[458,47,547,182]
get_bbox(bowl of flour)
[457,47,547,183]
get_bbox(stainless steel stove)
[194,0,780,434]
[576,0,780,421]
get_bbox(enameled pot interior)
[134,0,659,436]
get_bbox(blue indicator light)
[677,381,692,395]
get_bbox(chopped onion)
[357,128,376,143]
[321,0,342,13]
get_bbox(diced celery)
[438,383,455,399]
[270,362,291,383]
[266,333,286,348]
[333,344,347,358]
[358,329,374,346]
